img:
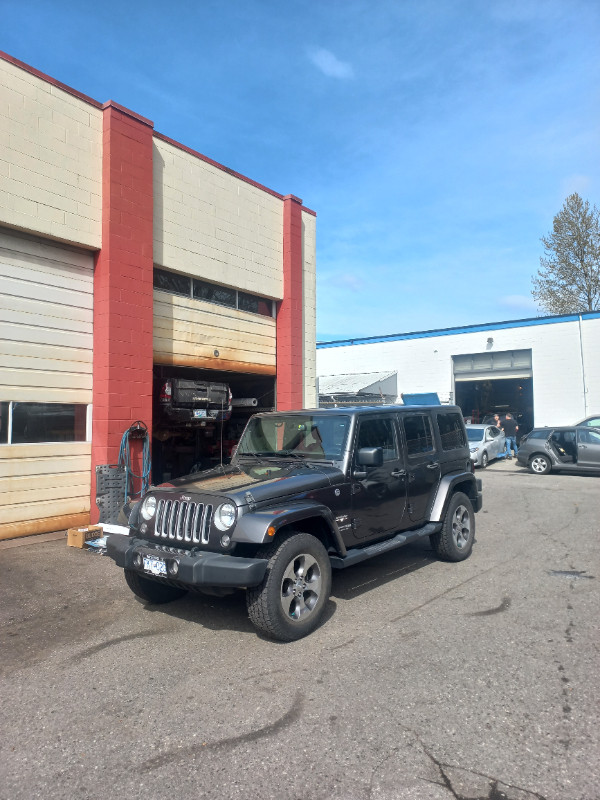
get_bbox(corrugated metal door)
[0,228,94,539]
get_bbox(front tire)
[430,492,475,562]
[529,454,551,474]
[124,569,187,604]
[481,451,488,469]
[246,532,332,641]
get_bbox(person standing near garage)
[502,413,519,459]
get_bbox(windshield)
[466,428,485,442]
[236,414,351,460]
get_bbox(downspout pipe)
[578,315,588,418]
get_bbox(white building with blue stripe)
[316,312,600,429]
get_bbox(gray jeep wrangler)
[107,406,482,641]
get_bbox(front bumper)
[106,534,268,588]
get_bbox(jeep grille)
[154,500,213,544]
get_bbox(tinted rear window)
[527,430,550,440]
[437,412,467,450]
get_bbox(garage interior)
[453,349,534,433]
[152,365,276,483]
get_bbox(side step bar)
[329,522,442,569]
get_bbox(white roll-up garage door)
[453,349,533,381]
[0,228,94,539]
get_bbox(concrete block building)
[0,52,317,539]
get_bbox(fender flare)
[233,500,347,556]
[429,472,481,522]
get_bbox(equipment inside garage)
[152,365,275,483]
[453,349,534,432]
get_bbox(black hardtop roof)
[254,405,462,416]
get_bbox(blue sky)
[3,0,599,341]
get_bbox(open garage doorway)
[454,376,534,437]
[152,365,275,483]
[453,349,534,438]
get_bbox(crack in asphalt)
[409,727,549,800]
[139,690,305,770]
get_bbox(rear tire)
[246,532,332,641]
[529,454,551,475]
[430,492,475,562]
[124,569,187,604]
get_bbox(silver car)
[466,424,506,468]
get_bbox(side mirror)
[357,447,383,467]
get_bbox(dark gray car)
[517,426,600,474]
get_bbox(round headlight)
[141,495,157,520]
[214,502,236,531]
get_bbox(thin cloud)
[308,47,354,79]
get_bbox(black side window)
[403,414,434,456]
[528,430,548,440]
[437,412,467,450]
[356,418,398,462]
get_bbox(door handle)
[427,462,439,470]
[390,469,406,478]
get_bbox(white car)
[466,424,506,468]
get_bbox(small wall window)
[153,268,191,297]
[193,279,236,308]
[437,412,467,450]
[0,402,89,444]
[238,292,273,317]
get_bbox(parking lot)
[1,460,599,800]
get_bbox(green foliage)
[532,193,600,314]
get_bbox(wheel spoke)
[452,505,470,548]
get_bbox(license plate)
[143,555,167,577]
[193,409,207,418]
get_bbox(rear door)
[400,412,440,522]
[576,428,600,468]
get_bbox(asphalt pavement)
[1,459,599,800]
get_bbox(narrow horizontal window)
[193,279,236,308]
[9,403,88,444]
[154,268,191,297]
[238,292,273,317]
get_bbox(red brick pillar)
[277,194,304,410]
[90,101,154,521]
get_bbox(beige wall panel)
[153,138,284,299]
[0,496,90,525]
[1,340,93,369]
[0,386,91,403]
[0,321,93,350]
[0,453,91,479]
[153,289,277,372]
[0,60,102,248]
[0,483,90,508]
[0,367,93,391]
[0,471,90,495]
[302,211,317,408]
[0,512,90,540]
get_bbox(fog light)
[220,534,231,548]
[133,552,142,568]
[168,559,179,576]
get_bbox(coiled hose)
[118,421,151,504]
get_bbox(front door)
[576,428,600,468]
[400,412,440,522]
[350,416,408,539]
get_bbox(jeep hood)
[156,460,344,506]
